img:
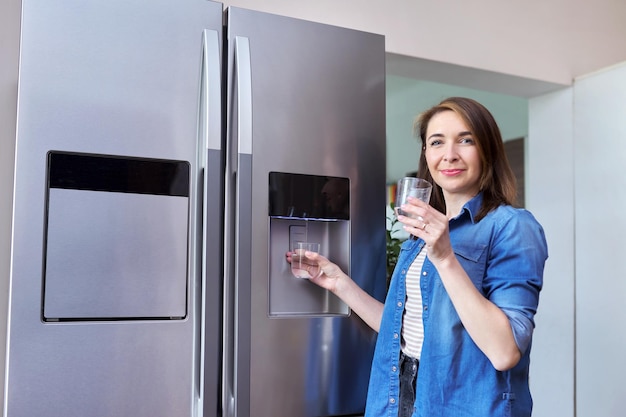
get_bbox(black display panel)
[47,151,190,197]
[268,172,349,220]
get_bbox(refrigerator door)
[223,8,387,417]
[5,1,223,416]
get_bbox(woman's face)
[424,110,482,201]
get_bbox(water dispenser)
[267,172,350,317]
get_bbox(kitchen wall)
[528,88,576,417]
[527,61,626,417]
[570,63,626,417]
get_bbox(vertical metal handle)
[201,30,222,152]
[199,28,223,417]
[227,35,254,417]
[234,36,252,156]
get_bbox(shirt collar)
[453,192,483,224]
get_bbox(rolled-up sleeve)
[483,209,548,354]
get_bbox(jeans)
[398,351,419,417]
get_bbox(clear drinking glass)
[395,177,432,218]
[291,242,321,279]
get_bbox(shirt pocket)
[453,243,488,288]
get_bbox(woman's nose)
[442,146,459,162]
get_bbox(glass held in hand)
[291,242,321,279]
[395,177,432,218]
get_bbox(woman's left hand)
[397,197,454,263]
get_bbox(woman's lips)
[440,169,464,176]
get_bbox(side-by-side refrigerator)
[4,1,387,417]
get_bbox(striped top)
[401,247,427,360]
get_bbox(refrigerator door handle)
[199,29,223,417]
[227,35,254,417]
[201,29,222,152]
[234,36,252,155]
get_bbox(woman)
[288,97,548,416]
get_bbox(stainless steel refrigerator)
[4,1,387,416]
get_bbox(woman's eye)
[429,139,442,147]
[460,137,474,144]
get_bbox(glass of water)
[395,177,432,218]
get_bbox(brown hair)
[414,97,517,221]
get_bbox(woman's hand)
[396,196,454,263]
[285,250,343,293]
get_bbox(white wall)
[528,61,626,417]
[573,62,626,417]
[528,89,576,417]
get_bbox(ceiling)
[386,53,569,99]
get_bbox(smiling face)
[424,110,482,203]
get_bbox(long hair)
[414,97,517,221]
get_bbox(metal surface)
[4,0,223,416]
[224,7,387,417]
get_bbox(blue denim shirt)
[365,193,548,417]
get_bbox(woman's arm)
[429,254,522,371]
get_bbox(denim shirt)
[365,193,548,417]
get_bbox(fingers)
[396,206,440,241]
[398,199,428,220]
[286,250,338,281]
[286,250,324,262]
[312,264,324,279]
[304,250,326,264]
[306,252,340,279]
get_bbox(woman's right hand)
[285,250,345,293]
